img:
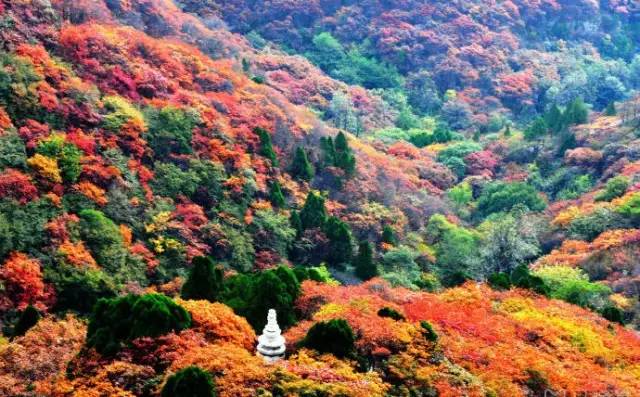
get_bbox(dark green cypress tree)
[355,241,378,281]
[320,136,336,167]
[289,210,303,237]
[13,305,40,337]
[334,131,356,176]
[290,147,314,181]
[605,101,617,116]
[524,117,548,140]
[545,104,564,134]
[503,125,512,137]
[381,225,397,246]
[299,191,327,230]
[181,256,224,302]
[162,366,216,397]
[563,98,588,126]
[557,131,577,156]
[324,216,353,268]
[269,180,286,208]
[255,127,278,166]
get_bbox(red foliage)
[0,252,53,311]
[0,169,39,204]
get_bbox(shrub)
[13,305,40,337]
[488,272,511,290]
[78,209,127,273]
[162,366,216,397]
[303,319,355,358]
[420,320,438,342]
[47,266,117,314]
[181,256,224,303]
[533,266,610,309]
[144,106,199,157]
[511,265,549,295]
[377,307,405,321]
[601,306,625,325]
[477,182,546,216]
[86,293,191,355]
[595,176,629,202]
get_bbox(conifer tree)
[269,180,286,208]
[524,117,548,140]
[503,125,512,137]
[324,216,353,267]
[382,225,397,246]
[355,241,378,280]
[290,147,314,181]
[289,210,303,237]
[605,101,617,116]
[299,191,327,230]
[255,127,278,166]
[563,98,588,126]
[320,136,336,167]
[334,131,356,176]
[546,104,564,134]
[181,256,224,302]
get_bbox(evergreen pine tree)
[324,216,353,268]
[269,180,286,208]
[382,225,397,246]
[320,136,336,167]
[334,131,356,176]
[290,147,314,181]
[255,127,278,166]
[13,305,40,337]
[545,105,564,134]
[563,98,588,126]
[605,101,617,116]
[289,210,303,238]
[181,256,224,302]
[524,117,548,140]
[503,125,512,137]
[355,241,378,280]
[299,191,328,230]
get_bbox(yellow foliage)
[28,154,62,183]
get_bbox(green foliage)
[294,265,333,283]
[299,191,327,230]
[395,108,421,130]
[181,256,224,302]
[437,141,481,178]
[447,182,473,206]
[36,135,82,183]
[605,101,617,116]
[250,209,296,257]
[290,147,314,181]
[355,241,378,281]
[377,307,405,321]
[102,96,145,132]
[556,174,593,201]
[13,305,40,337]
[595,176,629,202]
[533,266,610,309]
[303,319,355,358]
[420,320,438,342]
[162,366,216,397]
[523,117,548,140]
[269,180,286,208]
[87,293,191,355]
[144,106,199,157]
[568,207,626,241]
[545,105,564,134]
[222,266,300,331]
[289,210,303,238]
[334,132,356,176]
[426,214,480,284]
[0,130,27,169]
[615,193,640,225]
[601,306,625,325]
[255,127,278,166]
[151,162,200,199]
[382,225,398,246]
[46,266,117,314]
[78,209,127,273]
[323,216,353,268]
[0,198,60,258]
[524,369,551,396]
[488,272,511,290]
[477,182,546,216]
[0,53,47,123]
[563,98,589,126]
[510,265,549,295]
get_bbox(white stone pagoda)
[256,309,286,363]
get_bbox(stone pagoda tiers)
[256,309,286,363]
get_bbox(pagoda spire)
[257,309,286,363]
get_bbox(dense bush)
[13,305,40,337]
[420,320,438,342]
[86,293,192,355]
[162,366,216,397]
[377,307,405,321]
[355,241,378,281]
[477,182,546,216]
[303,318,356,358]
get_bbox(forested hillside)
[1,1,640,396]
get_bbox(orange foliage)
[0,252,52,311]
[74,181,108,206]
[174,299,256,350]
